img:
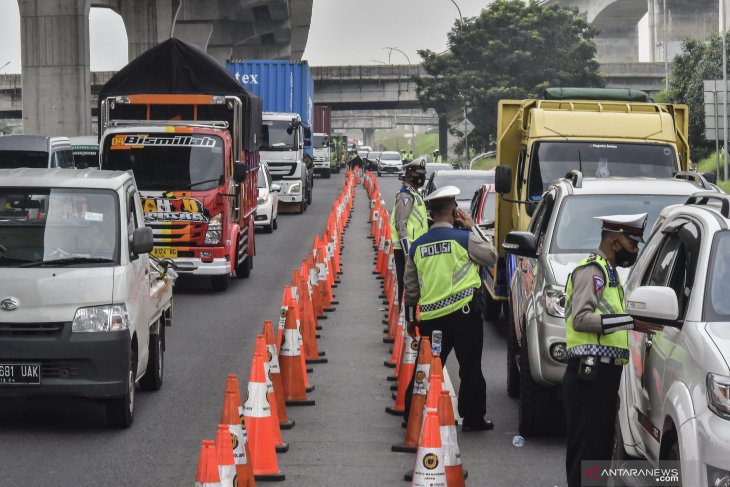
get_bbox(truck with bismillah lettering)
[97,38,262,292]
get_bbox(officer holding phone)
[402,185,497,432]
[563,214,663,487]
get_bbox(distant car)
[377,151,403,176]
[357,145,372,153]
[364,151,382,172]
[69,135,99,169]
[255,163,280,233]
[424,162,453,182]
[0,135,75,169]
[424,169,495,212]
[469,183,497,229]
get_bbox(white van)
[0,135,75,169]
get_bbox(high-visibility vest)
[434,154,443,163]
[410,227,481,320]
[391,185,428,250]
[565,253,629,361]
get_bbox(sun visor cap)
[594,213,648,243]
[424,185,460,210]
[404,157,427,174]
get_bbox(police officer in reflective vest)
[403,185,497,431]
[391,158,429,305]
[563,214,662,487]
[432,149,443,163]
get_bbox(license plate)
[0,363,41,385]
[150,247,178,259]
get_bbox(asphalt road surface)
[0,171,565,486]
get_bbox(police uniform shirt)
[393,185,418,245]
[402,222,497,308]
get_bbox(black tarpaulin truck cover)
[98,38,262,151]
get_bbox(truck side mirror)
[495,165,513,194]
[303,126,312,138]
[131,227,154,255]
[304,138,311,146]
[233,162,247,184]
[503,231,537,258]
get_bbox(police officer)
[432,149,443,163]
[400,149,408,163]
[403,186,497,432]
[408,149,414,162]
[563,214,662,487]
[391,157,429,305]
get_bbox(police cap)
[403,157,427,174]
[594,213,648,243]
[424,185,460,210]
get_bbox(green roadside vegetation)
[373,130,439,159]
[695,151,730,193]
[470,157,497,170]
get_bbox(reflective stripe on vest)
[391,186,428,249]
[413,236,481,320]
[565,253,629,361]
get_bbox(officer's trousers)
[403,301,487,423]
[393,249,406,306]
[563,358,623,487]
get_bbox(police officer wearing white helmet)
[402,185,497,432]
[390,157,429,305]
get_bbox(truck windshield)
[705,231,730,321]
[0,150,49,169]
[529,142,677,196]
[261,121,297,151]
[550,194,684,254]
[102,133,224,191]
[313,135,329,148]
[0,188,119,266]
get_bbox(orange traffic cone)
[195,439,222,487]
[393,337,432,453]
[263,320,294,430]
[386,333,418,416]
[243,351,285,481]
[288,280,317,391]
[279,294,315,406]
[255,334,288,453]
[411,402,446,486]
[220,385,255,487]
[216,424,237,487]
[439,390,467,486]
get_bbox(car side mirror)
[271,184,281,192]
[131,227,154,255]
[233,162,247,184]
[703,172,718,185]
[503,231,537,258]
[626,286,680,326]
[495,165,512,194]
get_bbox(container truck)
[228,60,314,213]
[486,88,691,318]
[98,38,262,292]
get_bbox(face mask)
[410,175,425,188]
[614,246,638,268]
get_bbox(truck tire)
[322,168,331,179]
[140,323,164,391]
[236,255,251,279]
[506,313,520,398]
[107,348,137,428]
[211,273,230,292]
[518,336,565,437]
[273,217,278,230]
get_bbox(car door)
[126,186,150,376]
[524,191,555,329]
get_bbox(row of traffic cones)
[194,171,357,485]
[363,171,468,486]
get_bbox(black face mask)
[614,246,638,268]
[409,175,425,188]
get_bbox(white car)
[256,163,280,233]
[377,151,403,176]
[616,192,730,486]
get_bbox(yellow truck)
[482,88,690,318]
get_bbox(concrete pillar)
[18,0,91,136]
[207,46,233,65]
[121,0,179,61]
[362,128,376,148]
[172,21,213,52]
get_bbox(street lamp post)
[449,0,463,23]
[464,100,470,160]
[385,47,414,154]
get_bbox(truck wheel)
[518,337,565,437]
[106,348,137,428]
[322,168,331,179]
[273,217,278,230]
[211,273,230,291]
[236,255,251,279]
[140,323,164,391]
[506,313,520,398]
[483,289,502,322]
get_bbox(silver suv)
[503,171,720,436]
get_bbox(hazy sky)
[0,0,491,73]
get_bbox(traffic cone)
[196,439,222,487]
[216,424,237,487]
[439,390,467,486]
[410,390,446,487]
[288,281,317,390]
[392,337,432,452]
[220,385,255,487]
[386,332,418,416]
[279,294,315,406]
[275,287,291,354]
[244,351,285,481]
[256,335,288,453]
[263,320,294,430]
[298,267,327,364]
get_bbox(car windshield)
[433,172,494,200]
[313,135,329,148]
[261,120,297,151]
[530,142,677,194]
[705,231,730,321]
[381,153,400,160]
[0,150,49,169]
[551,194,685,254]
[102,133,224,191]
[0,188,119,266]
[481,191,496,223]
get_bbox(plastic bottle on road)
[512,435,524,448]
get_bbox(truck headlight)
[72,304,129,332]
[707,373,730,420]
[205,213,222,245]
[544,286,566,318]
[288,182,301,194]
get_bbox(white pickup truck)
[0,168,176,428]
